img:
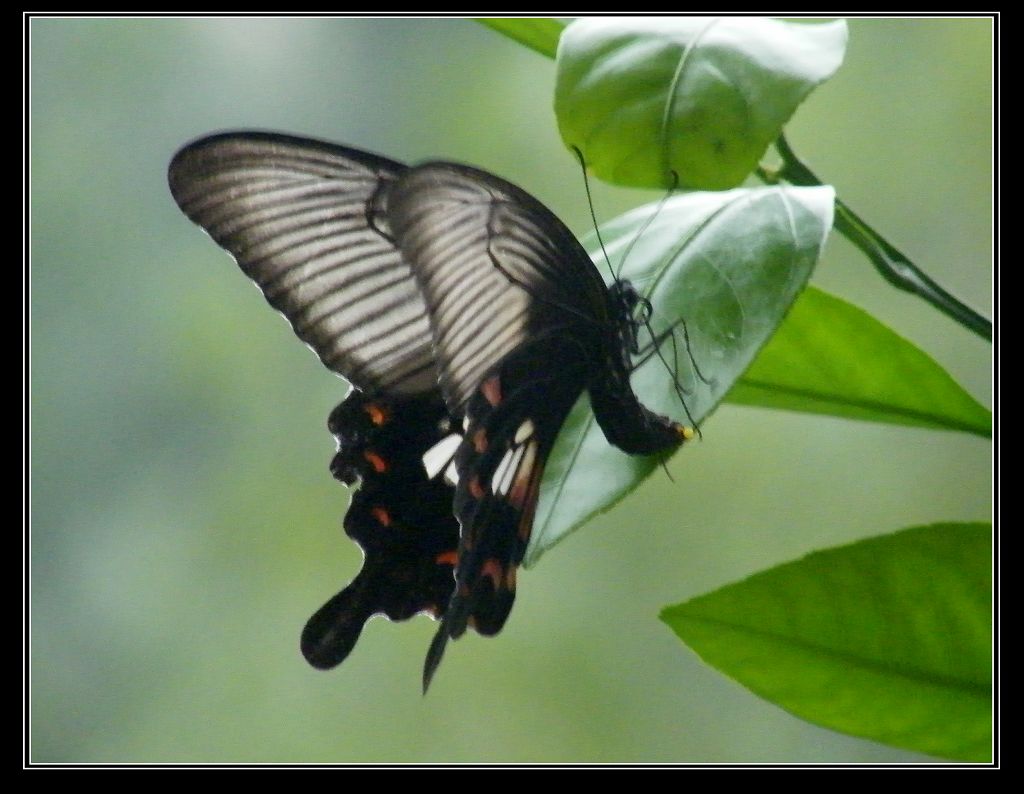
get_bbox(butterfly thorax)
[608,279,649,357]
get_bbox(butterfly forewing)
[386,163,611,415]
[168,133,439,396]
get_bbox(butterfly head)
[608,279,652,357]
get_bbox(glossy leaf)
[526,185,835,565]
[729,287,992,436]
[555,17,848,189]
[661,522,992,761]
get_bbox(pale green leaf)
[555,17,848,188]
[526,185,835,565]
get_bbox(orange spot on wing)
[506,565,518,591]
[363,403,389,426]
[473,428,488,453]
[363,450,388,473]
[481,375,502,407]
[435,550,459,567]
[370,506,391,526]
[468,476,485,500]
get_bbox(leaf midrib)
[666,610,991,701]
[734,376,991,437]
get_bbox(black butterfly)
[168,132,692,690]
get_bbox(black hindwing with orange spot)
[301,391,459,670]
[169,132,691,690]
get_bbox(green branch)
[760,135,992,342]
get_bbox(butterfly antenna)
[572,146,616,283]
[615,167,706,434]
[614,170,680,280]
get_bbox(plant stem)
[759,134,992,342]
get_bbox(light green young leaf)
[729,287,992,436]
[661,522,992,762]
[477,18,566,59]
[526,184,835,565]
[555,17,848,189]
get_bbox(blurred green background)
[30,18,992,763]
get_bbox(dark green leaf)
[477,18,566,59]
[555,18,848,189]
[661,522,992,761]
[526,185,835,565]
[729,287,992,436]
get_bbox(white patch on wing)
[508,441,538,508]
[443,460,460,486]
[422,433,462,479]
[514,419,535,444]
[491,448,516,494]
[498,443,526,496]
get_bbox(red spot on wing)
[481,375,502,407]
[363,403,389,426]
[435,550,459,567]
[468,476,485,500]
[473,428,488,453]
[363,450,388,473]
[370,506,392,526]
[480,558,504,587]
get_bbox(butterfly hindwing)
[422,334,592,689]
[301,390,459,670]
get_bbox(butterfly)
[168,131,692,690]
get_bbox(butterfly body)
[168,132,690,689]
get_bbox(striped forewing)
[168,132,439,396]
[387,163,610,413]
